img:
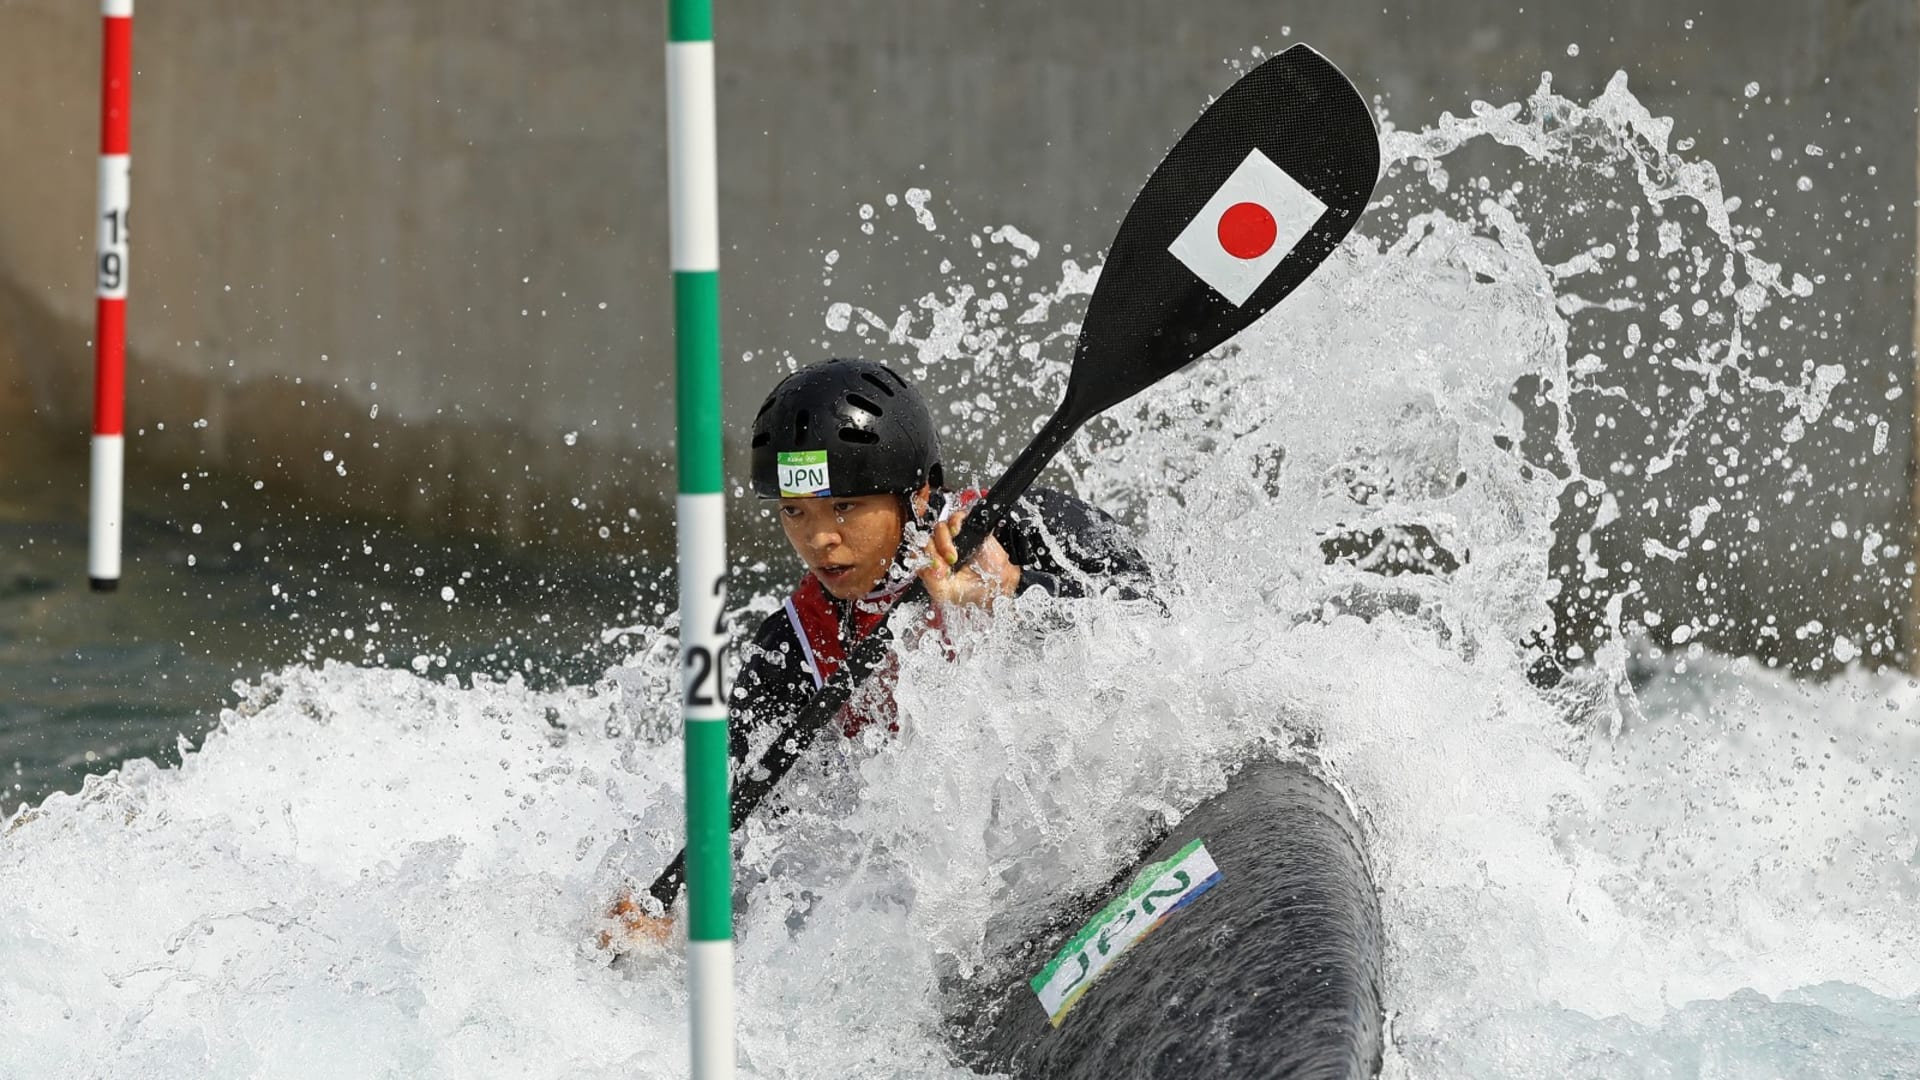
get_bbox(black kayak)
[948,759,1385,1079]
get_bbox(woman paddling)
[606,357,1151,948]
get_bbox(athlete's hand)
[918,508,1020,610]
[599,887,674,952]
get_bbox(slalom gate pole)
[90,0,133,591]
[666,0,733,1075]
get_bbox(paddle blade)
[1067,45,1380,420]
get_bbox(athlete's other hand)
[599,887,674,952]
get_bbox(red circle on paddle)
[1217,201,1278,260]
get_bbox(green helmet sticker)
[776,449,831,497]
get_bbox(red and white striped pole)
[90,0,132,591]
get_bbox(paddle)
[646,44,1380,908]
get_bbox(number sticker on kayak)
[1030,838,1223,1026]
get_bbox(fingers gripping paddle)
[647,45,1379,908]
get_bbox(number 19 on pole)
[90,0,134,591]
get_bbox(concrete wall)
[1,0,1914,667]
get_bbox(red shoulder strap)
[781,574,839,690]
[781,574,896,687]
[781,573,898,736]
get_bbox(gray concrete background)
[0,0,1914,668]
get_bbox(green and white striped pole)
[667,1,733,1075]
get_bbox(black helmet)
[750,358,943,498]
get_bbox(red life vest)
[779,489,983,737]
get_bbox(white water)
[6,73,1918,1078]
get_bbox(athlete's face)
[778,492,910,600]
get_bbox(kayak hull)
[952,759,1384,1079]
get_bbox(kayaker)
[605,357,1152,947]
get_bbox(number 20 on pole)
[684,574,727,707]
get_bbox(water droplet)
[1743,81,1761,98]
[1566,43,1580,56]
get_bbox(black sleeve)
[726,609,816,779]
[991,486,1156,603]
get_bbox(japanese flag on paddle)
[1167,148,1328,306]
[1065,45,1377,426]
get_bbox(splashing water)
[6,73,1919,1078]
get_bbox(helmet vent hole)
[838,426,880,444]
[860,372,897,397]
[844,392,883,416]
[751,432,769,448]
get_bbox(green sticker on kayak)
[1030,838,1223,1026]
